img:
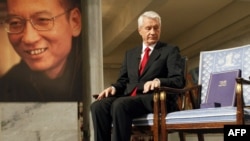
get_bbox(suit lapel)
[130,47,142,77]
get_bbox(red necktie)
[139,47,151,75]
[131,47,151,96]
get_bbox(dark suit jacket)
[112,41,185,96]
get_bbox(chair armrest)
[154,85,202,125]
[158,85,202,94]
[236,77,250,85]
[157,85,201,110]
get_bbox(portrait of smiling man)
[0,0,83,101]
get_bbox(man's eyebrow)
[32,11,53,15]
[6,13,19,17]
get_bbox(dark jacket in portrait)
[0,41,83,102]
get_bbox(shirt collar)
[142,43,156,52]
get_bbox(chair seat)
[132,107,250,126]
[166,106,250,124]
[132,114,154,126]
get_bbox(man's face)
[138,17,161,46]
[6,0,81,78]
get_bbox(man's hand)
[143,78,160,93]
[97,86,116,100]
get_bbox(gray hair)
[138,11,161,28]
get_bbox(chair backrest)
[181,56,188,85]
[178,56,204,110]
[198,44,250,106]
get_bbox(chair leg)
[132,135,140,141]
[161,129,166,141]
[149,135,153,141]
[197,133,204,141]
[166,132,168,141]
[139,136,144,141]
[179,132,186,141]
[131,135,154,141]
[161,131,168,141]
[131,135,138,141]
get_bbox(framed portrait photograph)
[0,0,83,102]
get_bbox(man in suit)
[90,11,185,141]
